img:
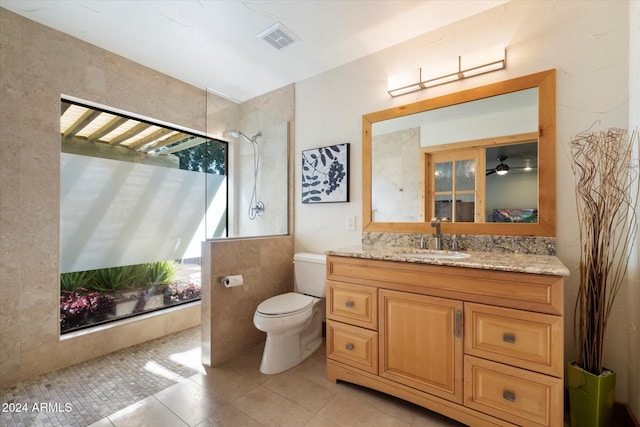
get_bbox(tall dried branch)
[570,127,639,375]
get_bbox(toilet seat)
[256,292,314,318]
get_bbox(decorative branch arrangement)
[570,126,639,375]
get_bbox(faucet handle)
[451,235,458,251]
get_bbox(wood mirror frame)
[362,69,556,236]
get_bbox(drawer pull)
[345,343,354,351]
[503,333,516,344]
[503,391,516,402]
[345,301,354,308]
[454,310,463,338]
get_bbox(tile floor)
[1,326,472,426]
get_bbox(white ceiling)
[1,0,508,102]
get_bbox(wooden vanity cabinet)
[379,289,463,403]
[326,255,564,427]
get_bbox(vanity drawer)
[464,356,562,427]
[464,303,562,377]
[327,281,377,329]
[327,320,378,374]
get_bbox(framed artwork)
[302,143,350,203]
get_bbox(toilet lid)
[257,292,314,316]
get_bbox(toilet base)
[259,334,323,375]
[259,306,323,375]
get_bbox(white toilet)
[253,252,326,374]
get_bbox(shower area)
[206,90,290,239]
[202,85,294,367]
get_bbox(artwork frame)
[302,143,350,203]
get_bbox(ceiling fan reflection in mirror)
[486,155,510,176]
[485,155,536,176]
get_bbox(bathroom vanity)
[325,247,569,427]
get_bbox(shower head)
[227,130,261,144]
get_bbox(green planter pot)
[567,362,616,427]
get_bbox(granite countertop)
[325,245,570,277]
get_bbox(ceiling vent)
[256,22,297,50]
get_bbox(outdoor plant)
[144,260,177,284]
[165,281,201,304]
[59,260,191,332]
[570,127,638,375]
[60,289,115,331]
[91,264,147,292]
[60,270,96,292]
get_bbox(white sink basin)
[398,250,470,260]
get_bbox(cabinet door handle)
[345,343,354,351]
[454,310,463,338]
[503,391,516,402]
[503,333,516,344]
[345,301,354,308]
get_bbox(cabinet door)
[379,289,463,403]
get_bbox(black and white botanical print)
[302,143,349,203]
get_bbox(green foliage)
[60,260,178,293]
[174,140,226,174]
[92,264,147,291]
[143,260,177,284]
[60,270,96,292]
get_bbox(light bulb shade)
[387,68,422,96]
[420,58,459,85]
[495,163,509,175]
[460,47,505,78]
[421,73,460,88]
[388,84,423,97]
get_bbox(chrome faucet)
[430,217,443,250]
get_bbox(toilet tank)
[293,252,326,298]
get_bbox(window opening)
[59,99,227,334]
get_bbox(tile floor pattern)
[5,325,557,427]
[0,326,466,427]
[0,327,201,426]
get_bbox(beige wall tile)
[0,9,231,386]
[163,303,202,335]
[203,236,294,366]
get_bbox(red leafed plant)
[60,289,114,331]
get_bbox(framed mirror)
[363,69,556,236]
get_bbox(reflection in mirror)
[485,141,538,223]
[371,127,422,222]
[364,69,556,236]
[433,157,477,223]
[372,89,538,224]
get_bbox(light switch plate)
[345,215,356,231]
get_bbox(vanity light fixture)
[387,47,506,97]
[386,68,422,97]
